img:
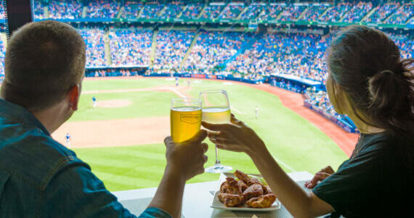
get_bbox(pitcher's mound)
[97,99,131,108]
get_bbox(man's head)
[1,20,86,112]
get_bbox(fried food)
[242,183,263,200]
[218,193,244,207]
[220,177,241,195]
[218,170,277,208]
[237,180,248,193]
[234,170,260,186]
[245,194,277,208]
[263,185,273,195]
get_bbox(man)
[92,96,97,108]
[0,21,208,217]
[65,132,71,147]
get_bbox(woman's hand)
[304,166,335,189]
[201,114,266,156]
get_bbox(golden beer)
[171,106,202,143]
[202,107,231,124]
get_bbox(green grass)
[72,78,348,191]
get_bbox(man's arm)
[147,166,185,218]
[148,131,208,218]
[46,131,207,218]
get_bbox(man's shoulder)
[0,125,89,191]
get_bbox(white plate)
[210,191,281,212]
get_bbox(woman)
[202,26,414,217]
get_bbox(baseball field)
[52,77,354,192]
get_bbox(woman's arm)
[203,116,334,217]
[248,143,333,217]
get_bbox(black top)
[313,133,414,218]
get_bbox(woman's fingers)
[305,172,331,189]
[230,114,246,127]
[202,121,232,131]
[321,166,334,174]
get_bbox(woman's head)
[327,26,414,135]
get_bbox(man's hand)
[202,114,265,156]
[164,130,208,181]
[305,166,335,189]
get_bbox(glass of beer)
[170,98,202,143]
[200,90,232,173]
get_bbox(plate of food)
[211,170,281,212]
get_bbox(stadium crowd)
[183,31,248,73]
[86,0,120,18]
[108,28,153,66]
[48,0,82,19]
[305,89,338,119]
[1,0,413,132]
[79,28,107,67]
[154,30,196,70]
[29,0,414,26]
[180,3,203,19]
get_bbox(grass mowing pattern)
[72,78,348,191]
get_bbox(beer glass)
[170,98,202,143]
[200,90,232,173]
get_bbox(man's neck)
[32,101,69,134]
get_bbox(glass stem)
[215,145,221,165]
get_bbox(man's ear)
[67,84,80,111]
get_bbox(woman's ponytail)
[368,62,414,135]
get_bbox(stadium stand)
[180,3,204,19]
[220,3,245,19]
[139,3,164,19]
[239,3,265,21]
[79,28,107,67]
[108,28,153,66]
[86,0,120,18]
[154,30,196,70]
[298,4,330,22]
[48,0,82,19]
[385,3,414,24]
[257,4,284,21]
[33,0,45,19]
[159,3,184,19]
[122,1,143,18]
[319,2,353,22]
[200,3,225,19]
[341,2,373,23]
[365,2,400,24]
[0,35,5,82]
[183,31,247,73]
[8,0,414,132]
[278,4,308,22]
[0,1,5,20]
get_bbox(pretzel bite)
[246,194,277,208]
[218,193,244,207]
[220,177,241,194]
[237,180,248,193]
[234,170,261,186]
[242,183,263,200]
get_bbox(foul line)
[230,106,245,115]
[166,87,188,98]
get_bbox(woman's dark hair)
[328,26,414,137]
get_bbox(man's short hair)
[1,21,86,111]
